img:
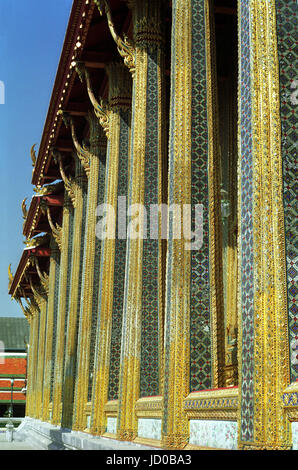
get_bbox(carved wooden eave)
[8,243,51,300]
[31,0,132,189]
[31,0,95,188]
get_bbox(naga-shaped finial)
[31,144,37,167]
[8,264,14,289]
[22,198,28,221]
[94,0,136,77]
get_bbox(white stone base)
[292,422,298,450]
[106,417,117,435]
[15,418,160,450]
[189,419,238,449]
[137,419,161,441]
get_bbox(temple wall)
[12,0,297,451]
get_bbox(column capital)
[129,0,165,50]
[105,62,132,109]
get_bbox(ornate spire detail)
[31,144,37,167]
[94,0,136,77]
[74,63,110,138]
[51,149,77,208]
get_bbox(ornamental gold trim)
[135,396,163,419]
[94,0,136,77]
[133,437,163,448]
[282,382,298,422]
[184,388,239,421]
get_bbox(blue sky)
[0,0,73,317]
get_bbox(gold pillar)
[115,0,166,441]
[24,303,37,417]
[29,305,40,418]
[238,0,291,449]
[51,166,75,425]
[42,238,60,422]
[61,155,88,429]
[160,0,191,449]
[72,113,107,431]
[90,63,132,435]
[31,281,48,420]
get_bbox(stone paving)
[0,440,37,450]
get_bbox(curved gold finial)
[51,149,77,208]
[8,264,14,289]
[69,117,91,176]
[94,0,136,77]
[73,63,110,137]
[22,198,28,221]
[32,256,49,294]
[31,144,37,167]
[8,264,14,281]
[44,204,62,250]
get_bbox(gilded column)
[161,0,223,449]
[90,63,132,435]
[29,304,40,418]
[72,112,107,431]
[111,0,167,441]
[41,237,61,422]
[24,314,34,417]
[238,0,291,449]
[61,153,88,429]
[24,301,38,417]
[31,277,48,420]
[51,163,75,425]
[275,1,297,384]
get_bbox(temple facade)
[8,0,297,450]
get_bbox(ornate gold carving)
[42,237,61,422]
[135,396,163,419]
[116,0,166,443]
[94,0,136,76]
[24,233,50,249]
[8,264,14,290]
[72,112,104,431]
[22,198,28,224]
[282,382,298,423]
[74,63,110,137]
[184,388,239,421]
[161,0,191,450]
[205,0,225,388]
[33,181,64,196]
[52,149,77,207]
[237,0,291,450]
[91,62,131,436]
[40,200,62,250]
[52,191,73,425]
[58,110,91,176]
[31,256,49,295]
[15,290,38,322]
[31,144,37,167]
